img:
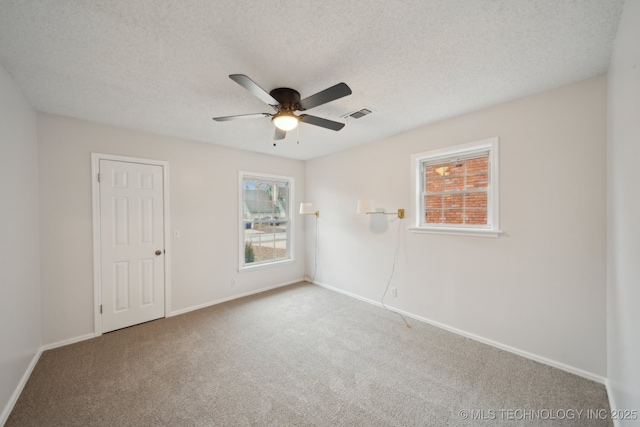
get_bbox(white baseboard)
[40,333,96,352]
[312,280,606,385]
[0,348,42,426]
[169,278,304,317]
[2,333,102,425]
[4,279,611,426]
[2,280,304,425]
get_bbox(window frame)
[410,137,501,237]
[238,171,295,271]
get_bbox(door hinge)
[97,173,101,183]
[100,304,103,314]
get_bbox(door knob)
[155,250,162,256]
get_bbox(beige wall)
[2,62,619,414]
[607,0,640,417]
[0,64,40,423]
[38,114,305,345]
[305,75,607,378]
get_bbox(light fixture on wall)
[299,202,319,217]
[356,199,410,328]
[357,199,404,219]
[272,111,299,131]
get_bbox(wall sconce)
[299,202,319,217]
[357,199,404,219]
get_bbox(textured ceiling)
[0,0,624,160]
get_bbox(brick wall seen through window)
[424,155,489,225]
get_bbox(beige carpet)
[7,282,611,426]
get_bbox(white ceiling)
[0,1,624,160]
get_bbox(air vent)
[342,108,374,120]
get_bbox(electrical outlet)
[231,279,236,287]
[391,287,397,297]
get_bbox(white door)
[99,159,165,333]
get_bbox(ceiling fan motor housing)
[270,88,301,111]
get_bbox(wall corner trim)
[605,380,621,427]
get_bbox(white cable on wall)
[304,215,319,283]
[380,218,411,328]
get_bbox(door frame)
[91,153,171,336]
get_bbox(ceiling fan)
[213,74,352,140]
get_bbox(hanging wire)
[303,214,319,283]
[312,214,319,281]
[380,217,411,328]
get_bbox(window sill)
[238,258,296,272]
[409,226,502,238]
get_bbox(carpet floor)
[7,282,611,426]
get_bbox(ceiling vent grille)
[342,108,374,120]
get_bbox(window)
[239,172,294,270]
[411,137,500,237]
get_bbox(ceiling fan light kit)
[272,112,299,131]
[213,74,352,142]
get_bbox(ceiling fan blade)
[274,128,286,140]
[229,74,279,106]
[299,114,345,131]
[298,83,352,111]
[212,113,270,122]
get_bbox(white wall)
[607,0,640,419]
[38,114,305,345]
[305,75,607,378]
[0,65,41,422]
